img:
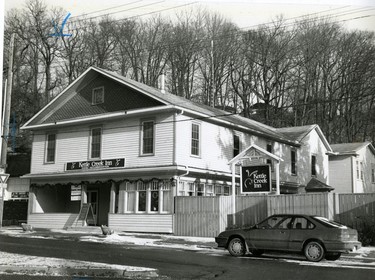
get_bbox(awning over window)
[305,178,334,193]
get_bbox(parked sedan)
[215,214,361,262]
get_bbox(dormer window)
[92,87,104,105]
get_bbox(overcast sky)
[4,0,375,32]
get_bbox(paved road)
[0,234,373,279]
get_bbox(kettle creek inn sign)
[66,158,125,171]
[241,165,271,194]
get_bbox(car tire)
[304,241,325,262]
[325,252,341,261]
[228,237,246,257]
[250,249,264,257]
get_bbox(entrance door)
[87,190,98,225]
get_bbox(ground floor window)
[178,181,234,196]
[119,180,172,213]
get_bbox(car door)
[247,216,292,250]
[288,216,315,251]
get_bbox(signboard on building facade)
[241,165,271,194]
[71,185,82,201]
[66,158,125,171]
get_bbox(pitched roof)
[22,67,299,145]
[276,124,332,152]
[331,142,375,156]
[276,125,317,142]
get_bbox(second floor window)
[46,133,56,163]
[233,134,240,158]
[142,121,154,155]
[191,123,200,156]
[311,155,317,176]
[291,149,297,175]
[90,128,102,159]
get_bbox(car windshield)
[313,216,347,228]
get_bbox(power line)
[68,0,167,25]
[69,0,144,20]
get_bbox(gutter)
[21,105,176,130]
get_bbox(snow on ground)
[0,251,156,273]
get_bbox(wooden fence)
[173,193,375,237]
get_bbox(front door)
[87,190,98,225]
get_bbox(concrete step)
[65,226,102,234]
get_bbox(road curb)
[0,265,159,278]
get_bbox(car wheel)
[304,241,325,262]
[325,252,341,261]
[228,237,246,257]
[250,249,264,257]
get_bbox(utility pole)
[0,33,15,228]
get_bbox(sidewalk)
[0,226,374,277]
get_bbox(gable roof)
[22,67,299,146]
[228,143,283,165]
[330,142,375,156]
[276,125,332,152]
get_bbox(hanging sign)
[71,185,82,201]
[241,165,271,194]
[66,158,125,171]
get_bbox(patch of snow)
[0,251,156,272]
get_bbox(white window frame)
[45,133,56,163]
[141,120,155,156]
[124,181,171,213]
[89,127,102,159]
[92,86,104,105]
[191,122,201,157]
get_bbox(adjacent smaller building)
[329,142,375,193]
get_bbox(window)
[197,184,205,196]
[137,181,147,212]
[150,182,159,212]
[142,121,154,155]
[45,133,56,163]
[206,185,214,196]
[191,123,200,156]
[372,164,375,183]
[258,216,285,229]
[233,134,240,157]
[90,128,102,159]
[188,183,195,196]
[121,181,171,213]
[215,184,231,196]
[311,155,317,176]
[291,149,297,175]
[92,87,104,105]
[292,217,315,230]
[360,162,364,181]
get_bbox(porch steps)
[65,226,102,234]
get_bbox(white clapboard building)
[21,67,332,233]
